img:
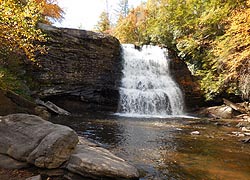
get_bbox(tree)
[113,5,148,44]
[0,0,63,62]
[112,0,249,100]
[35,0,64,24]
[116,0,129,18]
[211,2,250,100]
[95,11,111,34]
[0,0,46,62]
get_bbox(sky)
[54,0,145,30]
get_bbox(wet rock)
[0,154,29,169]
[191,131,200,135]
[241,127,250,132]
[214,122,230,127]
[241,137,250,143]
[26,175,42,180]
[232,131,241,135]
[236,122,249,128]
[197,105,233,119]
[235,114,250,122]
[66,144,139,179]
[0,114,78,169]
[168,50,204,110]
[238,134,245,137]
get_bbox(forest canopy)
[0,0,62,92]
[96,0,250,101]
[0,0,63,62]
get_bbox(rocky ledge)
[0,114,139,179]
[27,24,122,113]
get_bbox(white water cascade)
[117,44,184,117]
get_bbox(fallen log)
[35,99,70,115]
[223,98,248,115]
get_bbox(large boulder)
[0,114,78,168]
[27,24,122,112]
[197,105,234,119]
[66,141,139,179]
[0,114,139,179]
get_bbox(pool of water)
[51,113,250,180]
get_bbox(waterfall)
[117,44,184,117]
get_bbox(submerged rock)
[0,114,78,168]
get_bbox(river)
[51,113,250,180]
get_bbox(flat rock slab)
[0,114,78,169]
[26,175,42,180]
[198,105,233,119]
[66,144,139,179]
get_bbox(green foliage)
[0,67,29,96]
[112,0,250,101]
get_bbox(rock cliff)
[28,24,122,112]
[168,50,205,111]
[26,24,203,113]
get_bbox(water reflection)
[51,114,250,180]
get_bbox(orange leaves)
[34,0,64,23]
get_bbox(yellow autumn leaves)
[0,0,46,61]
[0,0,63,62]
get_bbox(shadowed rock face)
[28,24,122,112]
[168,50,205,111]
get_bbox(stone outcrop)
[0,114,139,179]
[0,88,51,119]
[66,144,139,180]
[24,24,203,112]
[0,114,78,168]
[0,89,35,115]
[197,105,234,119]
[27,24,122,112]
[168,50,205,111]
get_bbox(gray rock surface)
[0,153,29,169]
[198,105,233,119]
[25,175,42,180]
[66,144,139,179]
[0,114,139,179]
[27,24,122,112]
[0,114,78,168]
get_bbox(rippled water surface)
[51,113,250,180]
